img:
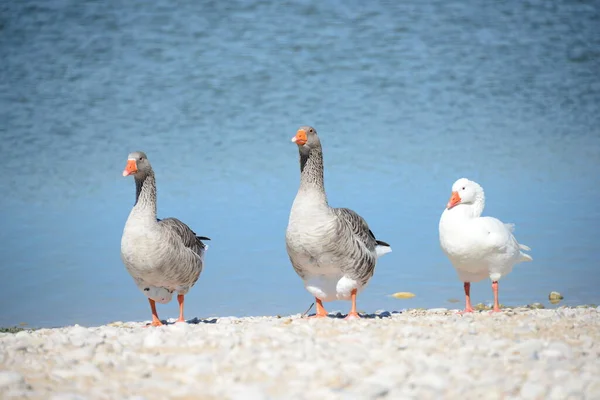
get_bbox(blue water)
[1,0,599,328]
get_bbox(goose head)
[122,151,152,178]
[291,126,321,154]
[446,178,485,214]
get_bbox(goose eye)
[139,157,143,161]
[462,187,465,190]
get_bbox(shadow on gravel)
[142,311,405,326]
[186,317,218,324]
[144,317,218,327]
[303,311,402,319]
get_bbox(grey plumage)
[120,151,209,306]
[285,126,391,305]
[330,207,379,284]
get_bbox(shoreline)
[1,303,598,332]
[1,307,599,399]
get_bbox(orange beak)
[122,159,138,177]
[291,129,307,146]
[447,191,461,209]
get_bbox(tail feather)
[375,240,392,257]
[504,223,516,232]
[519,243,532,262]
[506,222,532,262]
[520,253,533,262]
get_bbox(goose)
[285,126,391,319]
[439,178,532,313]
[120,151,210,326]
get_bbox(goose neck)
[133,171,157,218]
[298,147,327,203]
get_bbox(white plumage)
[439,178,532,312]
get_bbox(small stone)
[549,386,568,400]
[3,389,33,399]
[77,363,102,379]
[0,371,24,388]
[359,382,390,398]
[410,372,447,392]
[549,291,563,301]
[14,331,29,339]
[474,303,490,311]
[585,380,600,399]
[428,308,448,313]
[52,369,75,380]
[414,385,443,400]
[510,339,544,360]
[63,347,94,363]
[423,373,447,391]
[226,384,269,400]
[541,341,572,360]
[49,394,88,400]
[143,331,164,348]
[528,303,545,309]
[520,381,546,399]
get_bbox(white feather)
[376,245,392,257]
[439,178,532,283]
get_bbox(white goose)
[286,126,391,319]
[439,178,532,313]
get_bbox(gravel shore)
[1,307,599,400]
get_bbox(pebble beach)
[1,307,599,400]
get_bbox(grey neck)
[133,171,157,217]
[298,146,327,202]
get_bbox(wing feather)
[157,217,210,256]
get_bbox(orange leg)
[177,294,186,323]
[147,299,163,327]
[458,282,475,314]
[308,298,328,318]
[345,289,360,320]
[489,281,501,313]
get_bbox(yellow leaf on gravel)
[390,292,416,299]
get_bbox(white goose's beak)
[447,191,461,209]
